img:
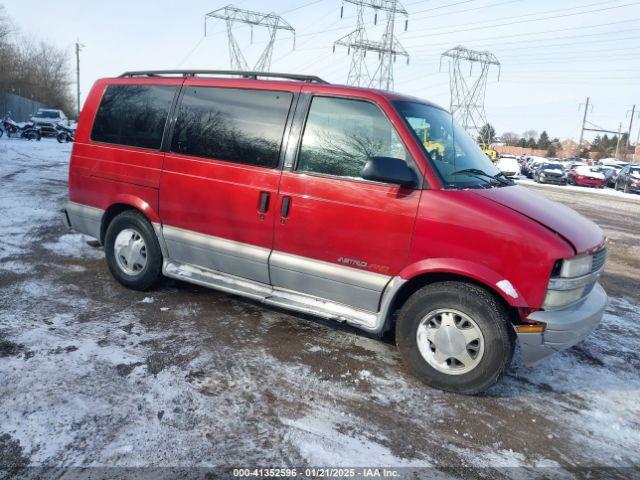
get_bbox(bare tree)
[501,132,520,146]
[0,7,74,114]
[522,130,539,142]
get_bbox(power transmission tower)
[75,40,85,116]
[333,0,409,91]
[440,46,500,145]
[205,6,295,72]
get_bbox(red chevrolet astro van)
[64,70,608,394]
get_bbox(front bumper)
[539,176,566,185]
[517,283,607,365]
[576,179,604,187]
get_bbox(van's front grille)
[591,247,607,273]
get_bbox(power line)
[279,0,325,15]
[406,17,640,51]
[409,0,624,26]
[409,29,640,56]
[403,1,640,39]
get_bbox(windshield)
[35,110,60,119]
[393,101,506,188]
[541,164,563,170]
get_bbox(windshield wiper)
[450,168,512,186]
[492,171,514,185]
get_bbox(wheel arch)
[381,261,526,335]
[100,197,160,244]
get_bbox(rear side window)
[170,87,293,168]
[91,84,176,150]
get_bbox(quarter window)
[91,84,176,150]
[297,96,409,180]
[171,87,293,168]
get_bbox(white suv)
[30,109,68,137]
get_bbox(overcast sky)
[3,0,639,140]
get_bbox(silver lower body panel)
[64,202,103,240]
[163,225,271,284]
[269,251,390,312]
[163,259,381,331]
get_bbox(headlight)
[543,288,586,309]
[559,255,592,278]
[540,173,546,177]
[542,253,602,309]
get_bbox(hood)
[471,185,604,254]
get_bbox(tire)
[395,281,515,395]
[57,132,66,143]
[104,210,163,291]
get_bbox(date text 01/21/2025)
[232,467,401,478]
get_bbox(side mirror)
[362,156,416,187]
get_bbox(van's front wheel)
[396,281,515,395]
[104,210,163,291]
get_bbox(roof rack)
[118,70,329,84]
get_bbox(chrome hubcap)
[114,228,147,275]
[416,309,485,375]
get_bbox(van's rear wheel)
[104,210,163,291]
[396,281,515,395]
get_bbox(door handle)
[258,192,270,214]
[281,196,291,218]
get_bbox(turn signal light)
[515,324,546,333]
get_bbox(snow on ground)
[0,139,72,261]
[1,137,640,476]
[516,177,640,202]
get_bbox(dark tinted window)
[297,97,408,179]
[91,84,176,150]
[171,87,293,168]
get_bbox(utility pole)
[624,104,636,161]
[633,126,640,164]
[578,97,590,154]
[75,41,84,117]
[614,122,623,159]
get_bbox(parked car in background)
[603,165,623,188]
[534,163,567,185]
[592,166,617,188]
[598,158,625,167]
[523,156,547,178]
[30,108,68,137]
[63,69,608,395]
[568,165,606,188]
[566,160,587,173]
[614,165,640,193]
[496,155,521,179]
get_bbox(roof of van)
[110,69,447,112]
